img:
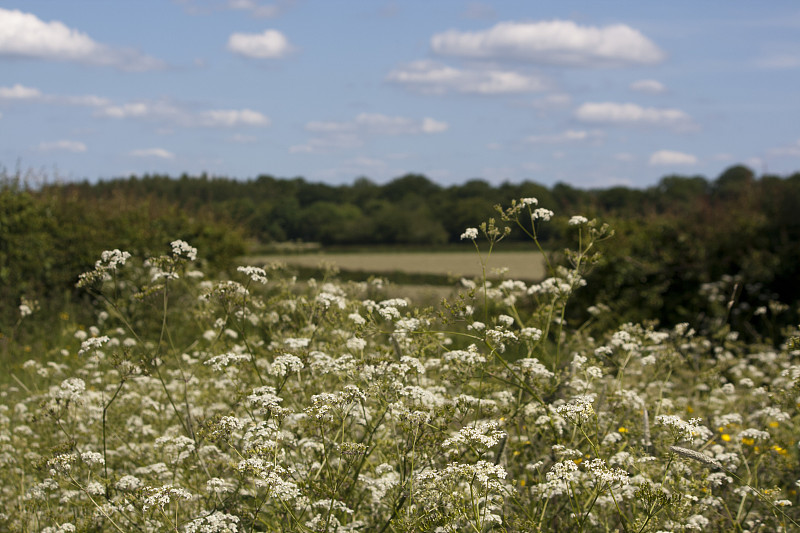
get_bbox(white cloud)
[767,139,800,157]
[575,102,695,130]
[0,84,110,107]
[200,109,270,127]
[430,20,665,67]
[97,101,181,120]
[524,129,604,144]
[0,8,164,70]
[293,113,447,154]
[227,0,281,18]
[305,113,448,136]
[38,140,87,152]
[648,150,698,166]
[227,29,292,59]
[96,100,270,128]
[386,60,549,95]
[130,148,175,159]
[630,79,667,94]
[0,84,42,100]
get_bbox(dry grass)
[245,251,547,281]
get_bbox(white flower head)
[460,227,479,240]
[170,240,197,261]
[237,265,268,284]
[569,215,589,226]
[532,208,554,221]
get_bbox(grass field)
[244,250,547,281]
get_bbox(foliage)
[0,172,247,349]
[2,201,799,532]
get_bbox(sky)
[1,1,800,189]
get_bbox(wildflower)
[78,336,110,355]
[532,208,554,221]
[655,415,712,444]
[460,227,479,240]
[170,239,197,261]
[80,451,105,466]
[184,511,240,533]
[556,395,595,424]
[569,215,589,226]
[237,265,268,284]
[115,475,143,492]
[268,354,304,376]
[142,484,193,511]
[520,197,538,206]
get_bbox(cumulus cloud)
[0,8,164,70]
[430,20,665,67]
[38,140,87,152]
[200,109,271,127]
[227,29,293,58]
[648,150,698,166]
[130,148,175,159]
[630,79,666,93]
[575,102,695,130]
[307,113,448,136]
[524,129,604,144]
[227,0,281,18]
[0,84,111,108]
[386,60,549,95]
[0,84,43,100]
[95,99,270,128]
[292,113,447,154]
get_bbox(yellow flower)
[618,427,628,434]
[742,438,755,446]
[520,479,526,487]
[769,421,779,428]
[721,434,731,442]
[513,451,521,457]
[573,458,582,465]
[687,406,694,414]
[771,445,787,456]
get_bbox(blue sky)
[1,1,799,188]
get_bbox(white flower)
[237,265,268,284]
[116,475,143,492]
[170,240,197,261]
[142,484,193,511]
[532,208,554,221]
[460,227,479,240]
[569,215,588,226]
[520,197,538,206]
[78,336,110,355]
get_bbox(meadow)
[244,250,547,282]
[2,197,799,532]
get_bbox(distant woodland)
[3,164,800,340]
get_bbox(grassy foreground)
[2,199,799,532]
